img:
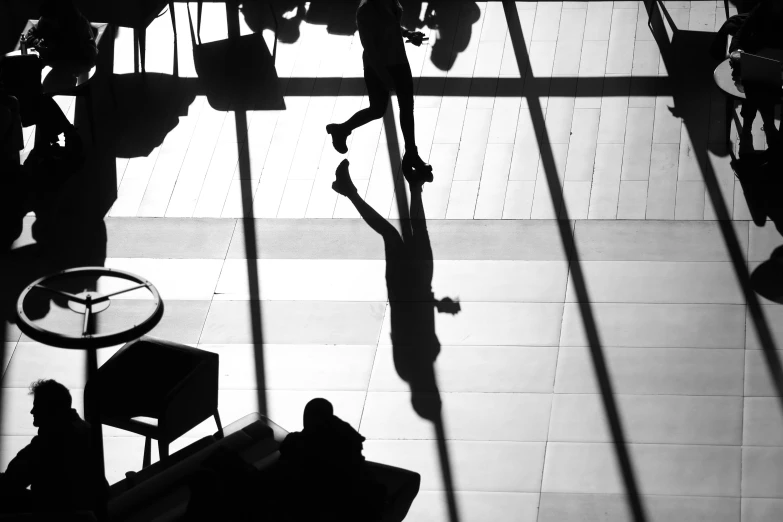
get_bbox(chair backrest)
[90,338,214,418]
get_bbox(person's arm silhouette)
[0,440,36,493]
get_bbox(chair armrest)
[108,430,256,518]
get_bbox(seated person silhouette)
[26,0,98,79]
[0,379,107,515]
[729,0,783,155]
[3,0,96,158]
[279,398,421,522]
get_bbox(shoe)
[326,124,349,154]
[402,166,433,186]
[402,149,433,183]
[332,159,358,196]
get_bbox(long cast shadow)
[338,155,461,522]
[644,0,783,405]
[225,2,268,418]
[501,2,648,520]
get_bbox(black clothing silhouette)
[279,412,386,522]
[0,408,107,514]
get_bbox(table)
[713,53,783,148]
[713,57,783,100]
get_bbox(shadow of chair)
[84,336,224,469]
[78,0,176,74]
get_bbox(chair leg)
[214,411,224,439]
[170,2,177,39]
[133,28,140,74]
[143,437,151,468]
[158,440,169,463]
[724,0,730,20]
[170,2,179,77]
[138,28,147,74]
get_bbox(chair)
[77,0,177,74]
[84,336,223,469]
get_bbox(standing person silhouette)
[326,0,433,181]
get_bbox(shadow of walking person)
[332,158,462,522]
[423,0,480,72]
[332,158,459,419]
[242,0,305,44]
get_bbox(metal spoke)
[35,284,87,304]
[91,282,150,303]
[82,300,92,337]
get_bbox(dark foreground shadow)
[645,1,783,406]
[334,158,461,522]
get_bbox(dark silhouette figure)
[19,0,96,154]
[423,0,480,72]
[242,0,306,44]
[332,160,459,418]
[304,0,361,36]
[279,398,421,522]
[728,0,783,155]
[326,0,433,181]
[0,380,108,515]
[332,159,462,521]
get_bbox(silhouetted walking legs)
[327,62,431,177]
[740,99,780,155]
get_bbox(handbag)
[186,2,283,111]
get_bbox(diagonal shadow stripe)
[226,5,268,419]
[501,1,648,520]
[382,101,462,522]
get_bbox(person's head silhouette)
[29,379,72,429]
[40,0,78,18]
[303,398,333,431]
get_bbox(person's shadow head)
[243,0,306,44]
[399,0,425,30]
[303,0,358,36]
[424,0,480,71]
[751,246,783,304]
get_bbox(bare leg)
[327,63,389,154]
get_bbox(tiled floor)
[16,0,769,221]
[5,1,783,522]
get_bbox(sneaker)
[402,166,433,186]
[326,124,349,154]
[402,151,433,183]
[332,159,358,196]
